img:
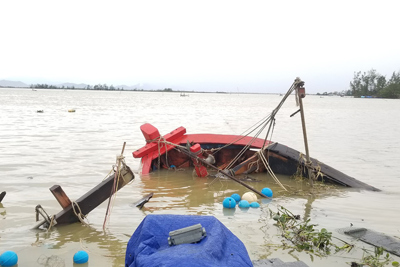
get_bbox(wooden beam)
[53,166,134,225]
[50,185,72,209]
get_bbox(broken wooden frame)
[34,164,134,229]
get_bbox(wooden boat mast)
[295,77,315,186]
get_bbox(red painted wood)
[139,136,189,174]
[140,154,154,175]
[134,124,271,175]
[190,143,201,153]
[189,143,208,177]
[180,134,269,148]
[140,123,161,142]
[133,126,186,158]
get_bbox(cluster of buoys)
[0,250,89,266]
[222,192,259,209]
[223,188,273,210]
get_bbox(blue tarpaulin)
[125,214,253,267]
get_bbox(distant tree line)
[346,69,400,98]
[29,83,67,89]
[26,83,181,93]
[29,83,122,90]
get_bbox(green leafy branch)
[350,247,399,267]
[270,206,399,266]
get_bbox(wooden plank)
[133,126,187,158]
[182,134,269,149]
[341,227,400,257]
[50,185,72,209]
[230,153,260,175]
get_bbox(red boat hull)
[133,124,270,175]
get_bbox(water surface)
[0,89,399,266]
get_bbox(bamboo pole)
[296,79,314,187]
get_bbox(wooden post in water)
[0,191,6,203]
[295,78,314,187]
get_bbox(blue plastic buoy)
[238,200,250,208]
[0,251,18,267]
[222,197,236,208]
[250,202,260,208]
[73,250,89,264]
[261,187,273,198]
[230,193,241,203]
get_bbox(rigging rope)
[145,79,302,190]
[71,201,89,226]
[103,143,127,231]
[221,80,298,172]
[257,145,288,191]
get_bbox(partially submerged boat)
[133,79,379,193]
[133,123,378,192]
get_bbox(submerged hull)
[133,124,379,191]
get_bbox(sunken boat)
[133,78,379,193]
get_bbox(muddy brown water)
[0,89,399,266]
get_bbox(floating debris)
[340,227,400,257]
[133,193,154,210]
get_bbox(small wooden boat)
[133,123,379,191]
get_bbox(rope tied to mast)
[257,144,288,191]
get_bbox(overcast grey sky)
[1,0,399,93]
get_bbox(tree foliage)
[350,69,400,98]
[29,83,121,90]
